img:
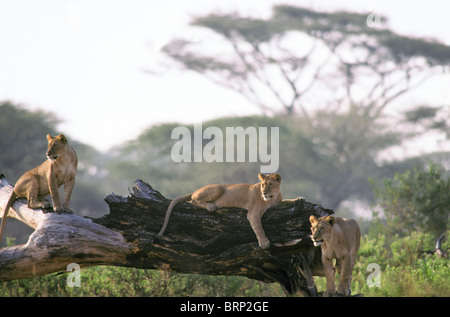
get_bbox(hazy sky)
[1,0,449,151]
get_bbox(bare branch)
[228,37,291,112]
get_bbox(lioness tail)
[0,191,17,247]
[157,194,192,237]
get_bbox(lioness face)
[258,173,281,202]
[46,134,67,161]
[309,215,335,247]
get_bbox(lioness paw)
[63,204,74,214]
[41,202,52,209]
[337,287,351,296]
[323,290,335,297]
[54,206,65,212]
[259,237,270,249]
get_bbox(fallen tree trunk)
[0,175,333,295]
[0,175,130,281]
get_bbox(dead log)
[0,175,332,295]
[0,175,130,281]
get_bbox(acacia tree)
[161,5,450,118]
[157,6,450,209]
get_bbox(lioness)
[309,215,361,296]
[158,173,282,249]
[0,134,78,245]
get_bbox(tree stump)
[0,175,332,296]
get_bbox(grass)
[1,231,448,297]
[0,266,285,297]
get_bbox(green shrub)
[1,231,448,297]
[0,266,284,297]
[314,231,450,297]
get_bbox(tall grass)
[314,231,450,297]
[1,231,448,297]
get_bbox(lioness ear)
[326,216,336,227]
[258,173,266,181]
[272,173,281,182]
[46,134,54,143]
[309,215,318,224]
[57,134,67,144]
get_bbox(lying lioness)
[310,215,361,296]
[158,173,282,249]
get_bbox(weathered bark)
[0,175,130,281]
[0,175,333,295]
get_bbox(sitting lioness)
[158,173,282,249]
[0,134,78,245]
[309,215,361,296]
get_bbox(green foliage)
[402,105,450,141]
[0,266,284,297]
[390,232,433,267]
[107,114,421,210]
[193,14,274,45]
[275,5,450,65]
[302,106,405,208]
[370,163,450,236]
[107,115,326,202]
[315,231,450,297]
[2,231,447,297]
[356,234,389,268]
[0,101,59,182]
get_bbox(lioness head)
[258,173,281,202]
[46,134,68,161]
[309,215,335,246]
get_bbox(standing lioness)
[309,215,361,296]
[0,134,78,245]
[158,173,282,249]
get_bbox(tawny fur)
[0,134,78,246]
[158,173,282,249]
[309,215,361,296]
